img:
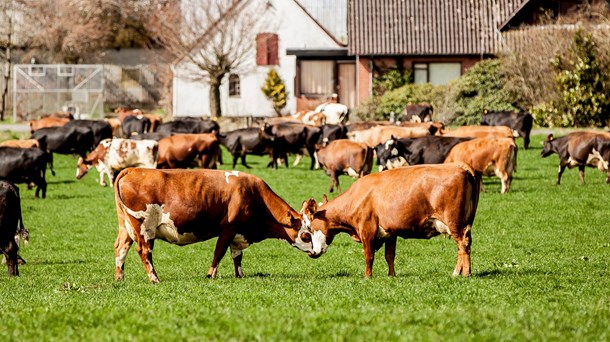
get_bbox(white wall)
[173,0,342,117]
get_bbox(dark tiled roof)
[348,0,525,56]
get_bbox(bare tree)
[148,0,270,118]
[0,0,13,120]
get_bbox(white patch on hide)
[311,230,328,255]
[225,170,240,183]
[391,148,398,156]
[376,226,392,239]
[384,139,395,150]
[115,248,129,267]
[385,157,407,170]
[124,203,198,244]
[231,234,250,258]
[345,167,360,178]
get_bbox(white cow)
[76,138,158,186]
[315,103,349,125]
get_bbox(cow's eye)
[300,232,311,243]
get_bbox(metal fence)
[13,64,104,121]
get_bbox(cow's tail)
[114,170,143,220]
[506,143,518,174]
[360,146,374,176]
[46,151,55,176]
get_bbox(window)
[229,74,240,97]
[58,66,73,76]
[28,65,44,76]
[413,62,461,85]
[300,60,334,96]
[256,33,279,66]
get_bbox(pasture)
[1,134,610,341]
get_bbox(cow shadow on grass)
[27,259,89,266]
[47,180,76,185]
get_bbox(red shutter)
[269,34,279,65]
[256,34,268,65]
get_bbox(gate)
[13,64,104,121]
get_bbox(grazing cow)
[267,122,321,169]
[157,133,221,169]
[541,132,610,185]
[316,139,374,193]
[219,127,275,169]
[346,121,383,132]
[156,119,220,135]
[347,125,430,147]
[32,125,95,163]
[0,147,48,198]
[401,103,433,122]
[121,115,151,137]
[398,121,445,135]
[302,163,480,277]
[376,136,473,171]
[315,103,349,124]
[444,137,518,193]
[481,111,533,149]
[113,168,316,283]
[444,125,514,140]
[76,138,158,186]
[0,139,40,149]
[29,116,70,133]
[0,181,27,276]
[41,111,74,120]
[64,119,113,147]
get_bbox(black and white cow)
[0,180,27,276]
[480,111,533,149]
[376,136,473,171]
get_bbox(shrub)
[261,69,288,115]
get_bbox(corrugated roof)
[296,0,348,44]
[349,0,526,56]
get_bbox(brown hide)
[145,114,163,132]
[398,121,445,135]
[347,125,430,147]
[115,108,144,123]
[29,117,70,132]
[444,125,514,139]
[157,133,220,169]
[444,137,517,193]
[316,139,373,193]
[0,139,40,149]
[304,163,480,277]
[105,118,122,137]
[113,168,313,283]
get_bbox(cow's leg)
[523,132,530,150]
[328,170,337,193]
[0,239,19,276]
[230,243,245,278]
[578,165,586,185]
[557,163,567,185]
[293,153,302,167]
[207,230,236,278]
[452,225,472,277]
[114,227,133,282]
[313,151,320,169]
[384,236,397,277]
[360,225,377,278]
[135,238,159,283]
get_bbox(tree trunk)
[208,74,224,118]
[0,0,12,121]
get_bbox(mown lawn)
[1,134,609,341]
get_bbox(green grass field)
[1,134,609,341]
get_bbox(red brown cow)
[444,137,517,193]
[443,125,514,140]
[541,131,610,185]
[29,117,70,133]
[302,163,480,277]
[114,107,144,123]
[316,139,373,193]
[0,139,40,149]
[113,168,316,283]
[156,133,221,169]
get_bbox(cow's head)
[288,199,319,254]
[300,195,335,259]
[540,134,555,157]
[76,157,93,179]
[259,122,275,142]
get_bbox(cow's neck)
[259,192,300,243]
[319,199,358,236]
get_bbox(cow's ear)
[301,198,317,213]
[286,211,300,227]
[547,134,554,141]
[321,194,328,204]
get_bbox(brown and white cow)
[302,163,480,277]
[114,107,144,123]
[443,125,515,140]
[541,131,610,185]
[76,138,158,186]
[156,133,221,169]
[29,116,70,133]
[113,168,316,283]
[444,137,517,193]
[316,139,373,193]
[0,139,40,149]
[347,125,430,147]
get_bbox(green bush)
[550,29,610,127]
[450,59,518,125]
[261,69,289,115]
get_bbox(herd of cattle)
[3,104,610,280]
